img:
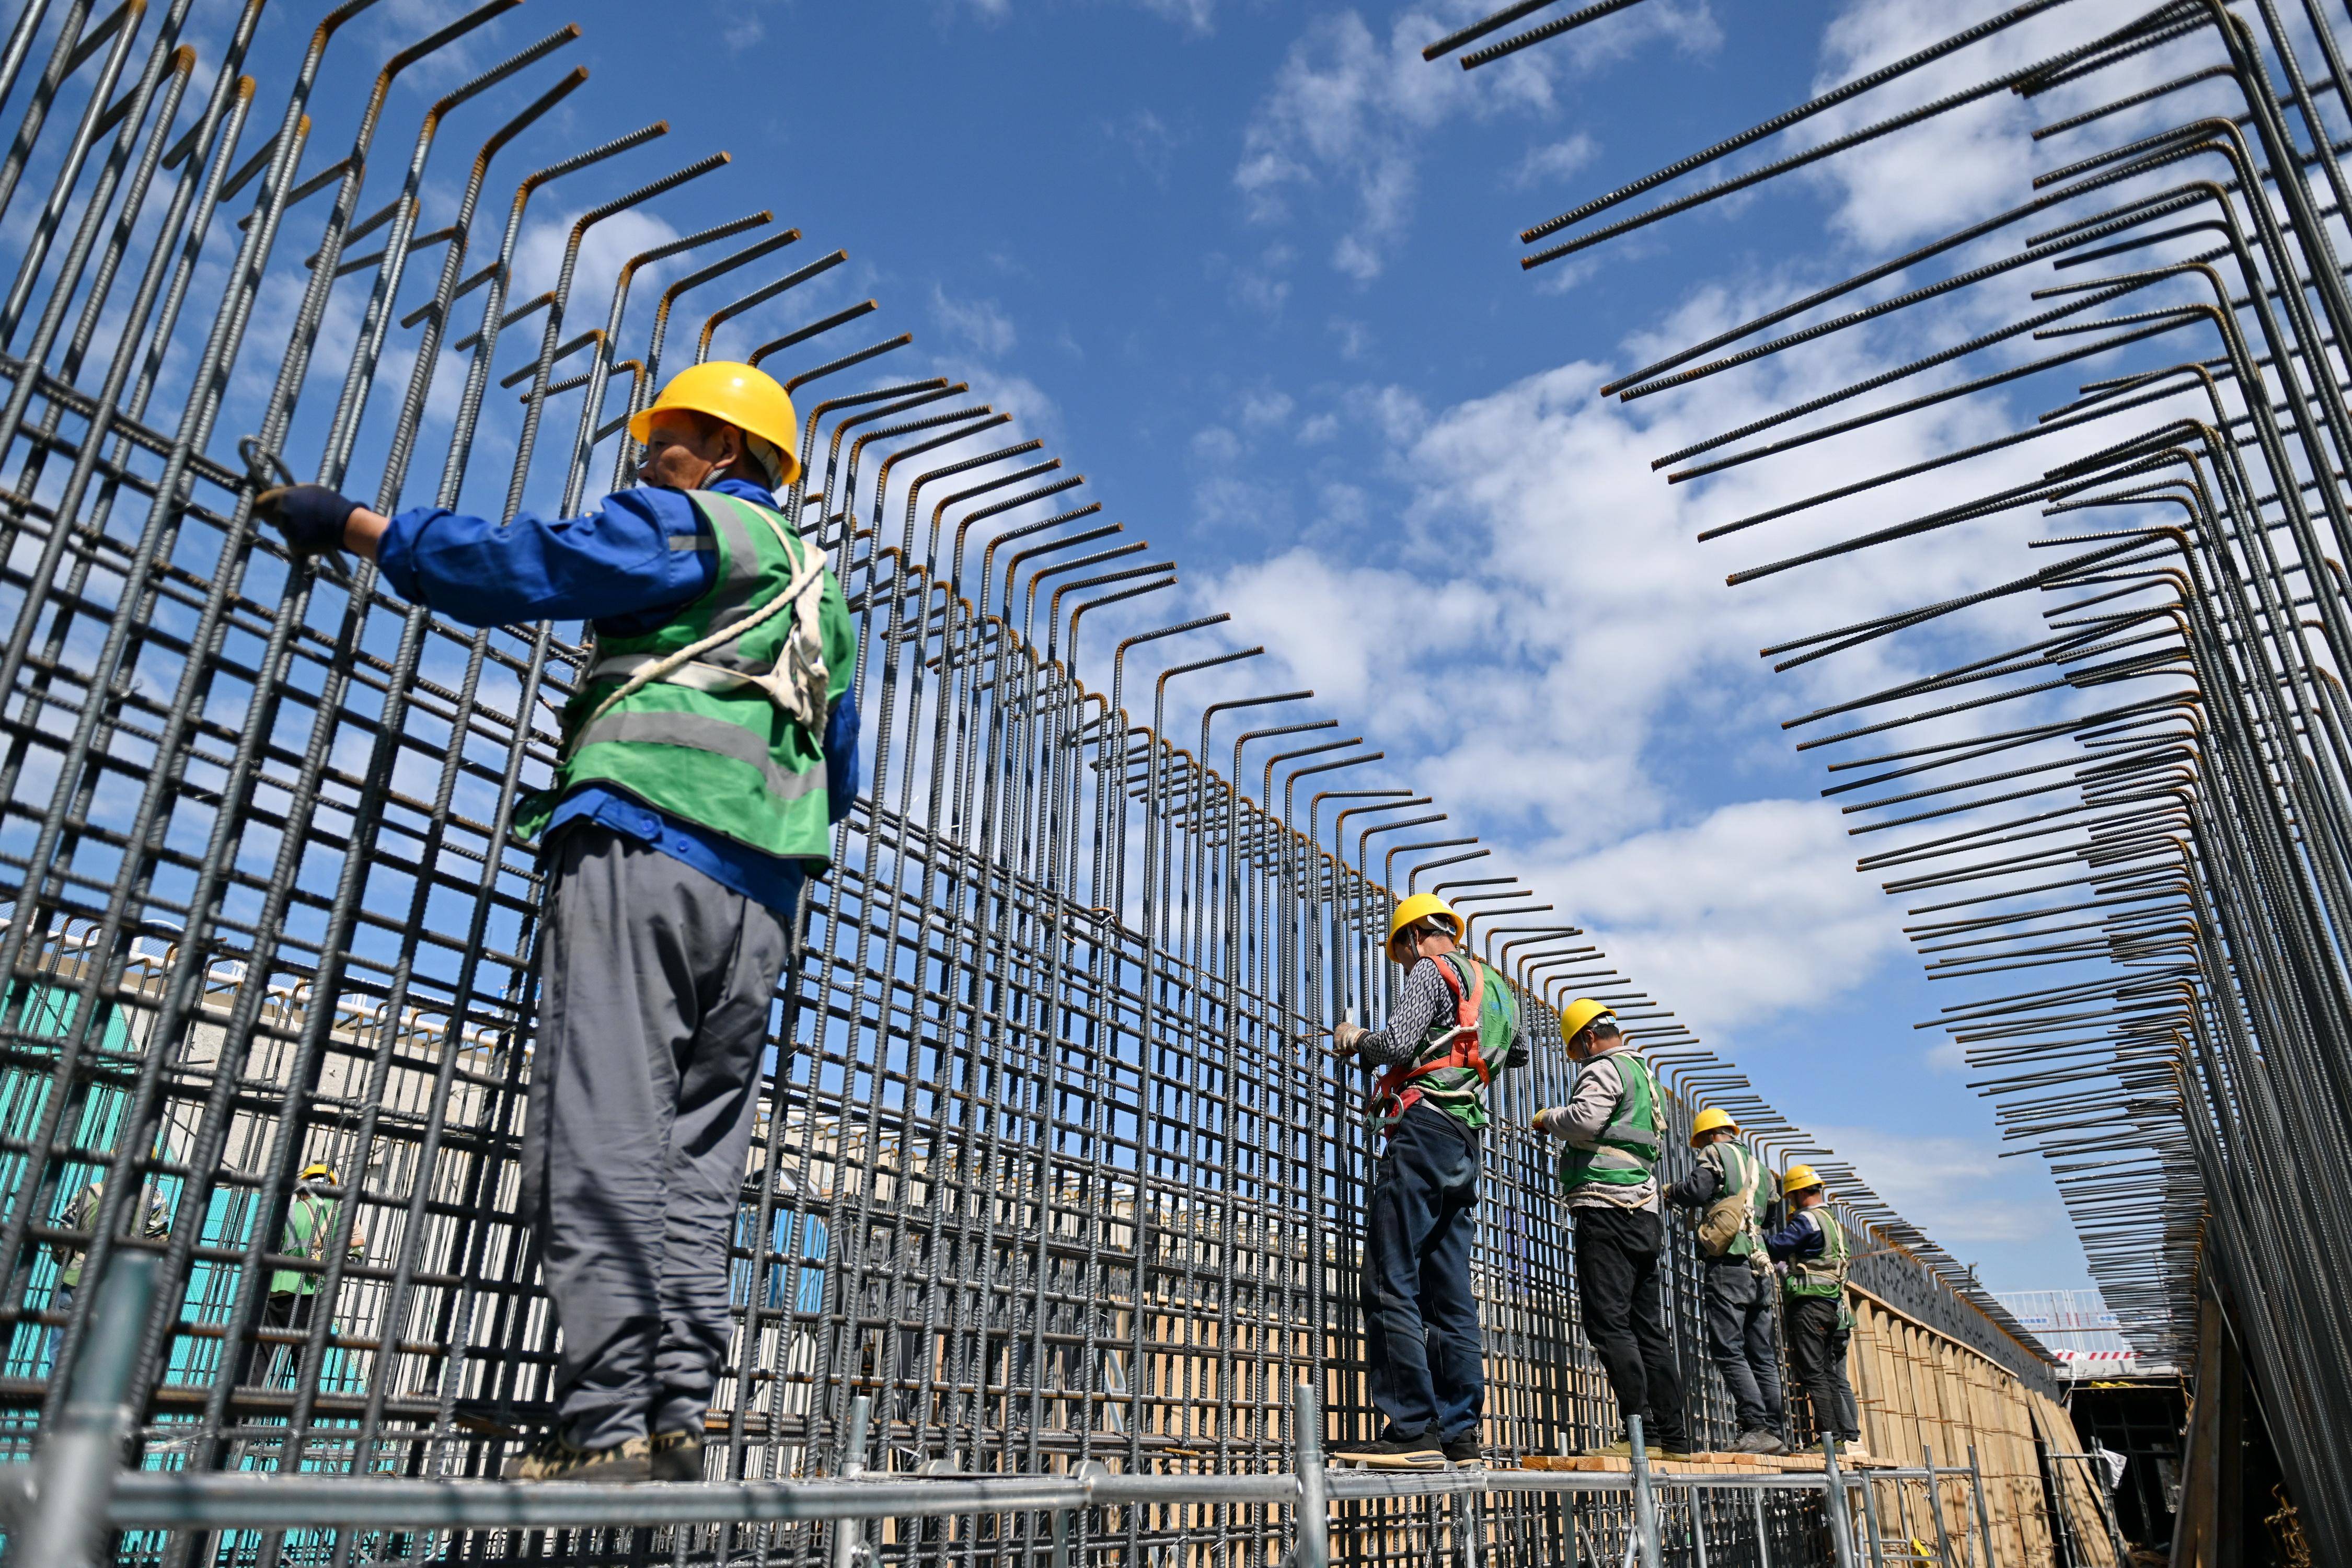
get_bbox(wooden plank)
[1514,1452,1775,1474]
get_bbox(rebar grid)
[0,5,2066,1566]
[1435,0,2352,1559]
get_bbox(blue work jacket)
[378,477,861,915]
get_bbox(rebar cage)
[1422,0,2352,1559]
[0,3,2084,1565]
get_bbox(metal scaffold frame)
[1428,0,2352,1559]
[0,2,2104,1564]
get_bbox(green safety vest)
[56,1180,167,1288]
[1713,1139,1767,1258]
[520,489,856,863]
[1784,1206,1852,1300]
[55,1182,102,1289]
[1367,953,1519,1134]
[1558,1050,1662,1195]
[272,1193,337,1296]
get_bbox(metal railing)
[9,1262,1990,1568]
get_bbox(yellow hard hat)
[1783,1164,1825,1198]
[1559,997,1615,1045]
[1386,893,1462,957]
[1689,1106,1739,1146]
[299,1161,337,1184]
[628,361,803,486]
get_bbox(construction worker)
[253,362,859,1484]
[1534,1000,1691,1459]
[238,1161,365,1387]
[48,1173,169,1370]
[1664,1108,1785,1454]
[1327,893,1524,1469]
[1763,1165,1864,1455]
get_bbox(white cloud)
[1236,4,1717,279]
[1808,1125,2054,1246]
[1240,388,1295,429]
[1192,425,1244,464]
[1235,9,1559,280]
[1532,801,1903,1039]
[936,360,1066,453]
[511,207,682,312]
[1188,0,2159,1286]
[1106,109,1184,184]
[1329,316,1376,360]
[1513,133,1598,189]
[930,286,1018,358]
[1793,0,2218,254]
[1132,0,1215,32]
[1191,239,2198,1030]
[720,0,777,48]
[1224,243,1295,315]
[955,0,1214,25]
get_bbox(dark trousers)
[1362,1103,1483,1442]
[1572,1205,1688,1449]
[524,827,792,1450]
[1786,1295,1860,1442]
[44,1282,72,1373]
[236,1290,317,1387]
[1702,1259,1783,1433]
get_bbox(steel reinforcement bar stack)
[0,3,2088,1565]
[1432,0,2352,1559]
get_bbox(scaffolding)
[0,3,2120,1565]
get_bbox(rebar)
[1438,0,2352,1557]
[0,6,2086,1566]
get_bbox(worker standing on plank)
[49,1173,169,1371]
[1327,893,1525,1470]
[1763,1164,1865,1456]
[253,362,859,1485]
[237,1161,366,1388]
[1664,1108,1786,1454]
[1533,1000,1692,1459]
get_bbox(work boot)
[503,1432,652,1483]
[649,1428,705,1482]
[1440,1434,1484,1468]
[1732,1429,1786,1455]
[1590,1437,1694,1461]
[1329,1433,1445,1470]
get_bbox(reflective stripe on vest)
[1784,1207,1852,1298]
[1367,954,1516,1135]
[1559,1050,1660,1192]
[547,490,836,861]
[571,709,826,803]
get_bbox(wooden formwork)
[1845,1288,2114,1567]
[2028,1390,2123,1568]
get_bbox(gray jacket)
[1558,1050,1660,1214]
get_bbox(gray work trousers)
[523,826,792,1450]
[1701,1257,1783,1434]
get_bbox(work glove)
[253,483,358,560]
[1532,1105,1569,1137]
[1329,1020,1367,1058]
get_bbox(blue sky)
[196,0,2185,1290]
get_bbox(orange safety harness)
[1370,953,1493,1135]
